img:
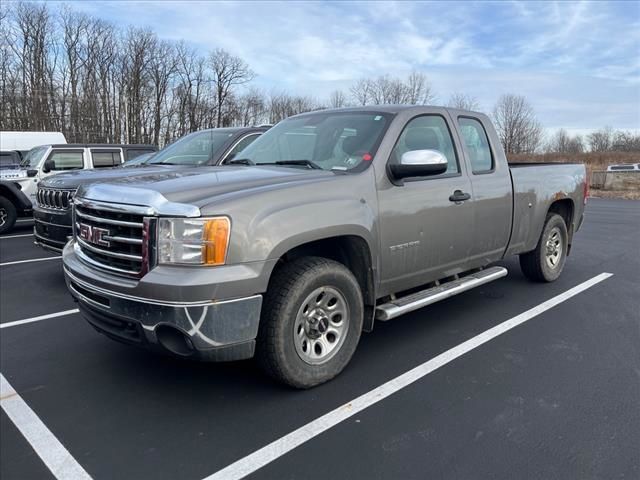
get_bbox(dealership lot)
[1,198,638,480]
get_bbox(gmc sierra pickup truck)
[62,106,587,388]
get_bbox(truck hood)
[77,165,337,209]
[40,165,195,189]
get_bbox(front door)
[377,114,474,295]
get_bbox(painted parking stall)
[1,199,639,480]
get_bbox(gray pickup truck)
[62,106,587,388]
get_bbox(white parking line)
[1,373,92,479]
[0,256,61,267]
[1,309,79,329]
[205,272,614,480]
[0,233,34,239]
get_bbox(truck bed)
[508,162,583,167]
[506,163,587,257]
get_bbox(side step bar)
[375,266,508,321]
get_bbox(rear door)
[377,113,474,294]
[454,115,512,264]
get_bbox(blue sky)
[69,0,639,135]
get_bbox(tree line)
[1,2,638,155]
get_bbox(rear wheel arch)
[548,198,575,249]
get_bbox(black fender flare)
[0,180,33,214]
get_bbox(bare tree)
[611,130,640,152]
[268,91,318,123]
[405,71,435,104]
[545,128,584,153]
[492,94,543,154]
[329,89,347,108]
[235,87,267,126]
[587,126,613,152]
[149,40,177,145]
[349,72,434,106]
[447,92,480,111]
[209,48,254,127]
[349,78,372,106]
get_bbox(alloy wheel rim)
[545,227,563,269]
[0,208,6,226]
[293,286,349,365]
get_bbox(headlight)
[157,217,230,266]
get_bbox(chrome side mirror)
[390,149,448,180]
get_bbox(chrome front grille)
[37,188,75,210]
[73,200,148,277]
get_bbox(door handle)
[449,190,471,202]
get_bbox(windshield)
[235,112,391,172]
[147,130,235,166]
[20,145,49,168]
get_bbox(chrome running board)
[375,266,508,321]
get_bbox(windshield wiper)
[261,160,323,170]
[227,158,255,166]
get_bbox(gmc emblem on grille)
[78,223,111,247]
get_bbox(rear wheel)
[256,257,364,388]
[0,197,17,235]
[519,213,568,282]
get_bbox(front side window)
[458,117,494,173]
[47,151,84,171]
[222,134,261,163]
[91,151,121,168]
[234,112,391,172]
[389,115,460,176]
[148,130,235,166]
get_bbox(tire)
[0,196,17,235]
[256,256,364,388]
[519,213,568,282]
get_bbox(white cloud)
[62,0,640,130]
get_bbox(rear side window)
[390,115,460,176]
[91,150,122,168]
[223,134,260,163]
[0,151,20,166]
[48,151,84,171]
[458,117,494,173]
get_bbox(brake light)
[362,153,372,161]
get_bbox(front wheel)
[0,197,17,235]
[256,257,364,388]
[519,213,568,282]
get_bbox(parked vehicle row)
[56,106,587,388]
[32,126,267,251]
[0,143,157,234]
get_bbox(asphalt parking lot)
[1,198,639,480]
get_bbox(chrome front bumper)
[64,267,263,361]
